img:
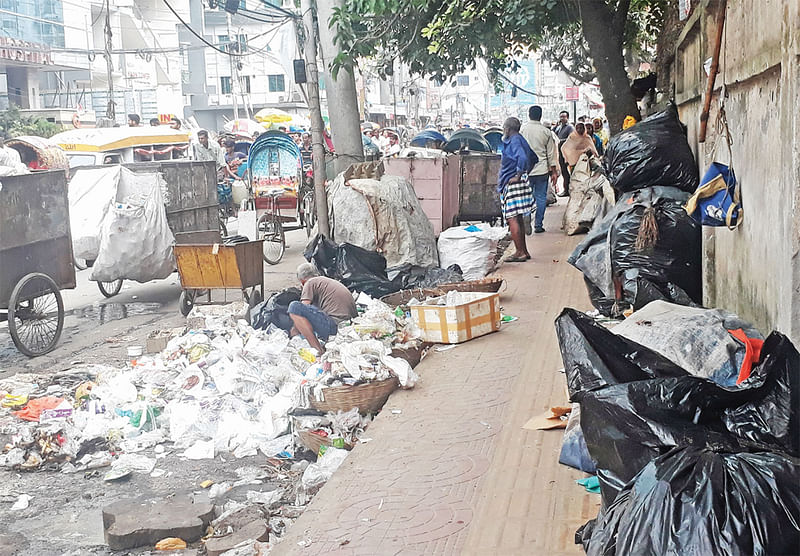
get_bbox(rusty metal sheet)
[458,154,502,221]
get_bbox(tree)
[0,106,63,138]
[331,0,666,132]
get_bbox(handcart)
[248,131,314,264]
[173,240,264,317]
[0,171,76,356]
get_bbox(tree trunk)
[578,1,641,134]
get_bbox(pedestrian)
[191,129,226,173]
[288,263,357,354]
[170,117,182,130]
[299,132,313,167]
[383,132,401,158]
[560,122,598,169]
[520,105,560,234]
[553,110,574,196]
[498,117,538,262]
[127,114,141,127]
[585,122,603,156]
[223,138,246,174]
[149,118,160,127]
[592,117,608,150]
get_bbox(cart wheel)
[302,191,316,237]
[98,279,123,298]
[7,273,64,357]
[258,215,285,265]
[179,290,196,317]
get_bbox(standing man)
[288,263,357,354]
[553,110,574,197]
[191,129,226,177]
[299,132,313,168]
[521,105,560,234]
[127,114,141,127]
[498,117,537,262]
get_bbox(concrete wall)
[671,0,799,341]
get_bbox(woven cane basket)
[310,377,399,415]
[380,288,445,308]
[437,277,505,294]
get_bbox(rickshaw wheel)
[258,215,285,265]
[179,290,196,317]
[98,279,123,298]
[302,191,316,237]
[8,273,64,357]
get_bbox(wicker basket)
[311,377,399,414]
[296,429,353,454]
[380,288,444,308]
[437,277,505,293]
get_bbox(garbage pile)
[569,105,702,316]
[0,296,424,476]
[555,303,800,555]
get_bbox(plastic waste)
[155,537,187,551]
[437,224,508,281]
[301,447,349,490]
[558,404,596,473]
[11,494,32,511]
[305,236,399,298]
[581,447,800,556]
[604,103,699,194]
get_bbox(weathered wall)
[670,0,799,341]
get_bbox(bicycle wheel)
[97,279,123,298]
[8,273,64,357]
[302,191,316,237]
[258,214,285,265]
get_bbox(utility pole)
[299,0,330,238]
[227,13,239,120]
[315,0,364,175]
[104,0,115,122]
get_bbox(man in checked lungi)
[498,117,538,262]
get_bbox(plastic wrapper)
[301,447,349,490]
[558,404,596,473]
[604,103,699,194]
[581,447,800,556]
[568,186,701,316]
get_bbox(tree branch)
[545,55,596,83]
[613,0,632,37]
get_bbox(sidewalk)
[277,202,598,555]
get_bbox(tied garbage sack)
[305,236,399,298]
[612,301,764,386]
[251,287,301,331]
[68,166,121,261]
[437,224,508,281]
[580,447,800,556]
[556,308,800,506]
[568,186,701,316]
[563,154,616,236]
[604,103,699,194]
[91,168,175,282]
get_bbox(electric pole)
[104,0,115,121]
[299,0,330,238]
[227,13,239,120]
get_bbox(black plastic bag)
[583,447,800,556]
[556,309,799,502]
[304,235,399,298]
[251,287,301,331]
[388,264,463,290]
[604,103,699,194]
[568,187,701,316]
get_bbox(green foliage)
[0,105,63,139]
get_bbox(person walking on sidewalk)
[288,263,357,354]
[521,105,560,234]
[554,111,574,197]
[498,117,538,262]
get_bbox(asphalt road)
[0,227,310,378]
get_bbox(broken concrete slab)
[102,496,214,550]
[204,520,269,556]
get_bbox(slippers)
[506,255,528,262]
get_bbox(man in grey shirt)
[521,105,560,233]
[553,110,574,196]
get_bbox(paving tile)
[275,203,595,555]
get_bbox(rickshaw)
[483,128,504,153]
[247,131,313,264]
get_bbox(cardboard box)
[409,291,501,344]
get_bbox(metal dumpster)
[458,153,502,223]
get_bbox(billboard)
[490,59,536,108]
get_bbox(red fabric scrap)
[12,396,66,422]
[729,328,764,385]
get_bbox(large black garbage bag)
[387,264,463,290]
[568,187,701,316]
[583,447,800,556]
[304,235,399,298]
[556,309,800,503]
[251,287,301,331]
[604,103,699,194]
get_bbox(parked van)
[50,127,190,168]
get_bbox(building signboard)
[0,37,54,66]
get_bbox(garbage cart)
[0,171,76,356]
[174,240,264,316]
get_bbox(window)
[236,34,247,53]
[268,74,285,92]
[217,35,230,52]
[241,76,251,93]
[456,75,470,87]
[217,34,246,52]
[220,76,232,94]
